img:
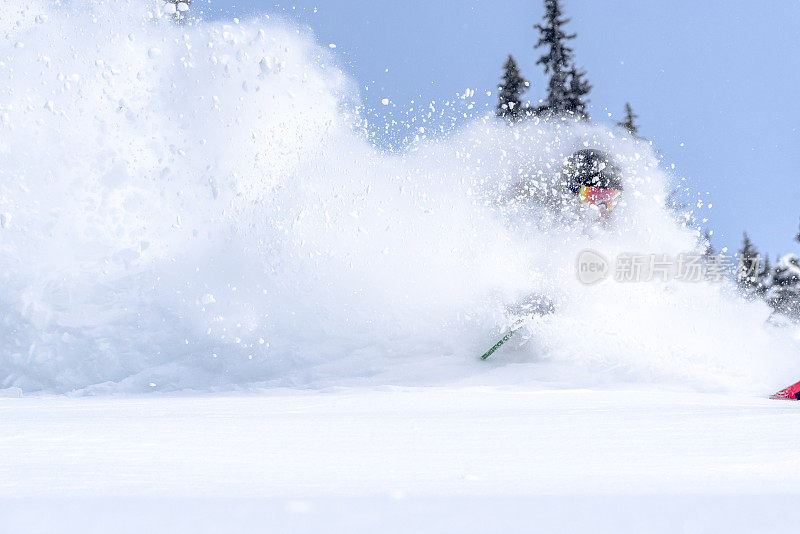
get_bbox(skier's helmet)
[563,149,623,209]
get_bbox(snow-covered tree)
[616,102,640,137]
[497,55,530,121]
[757,254,772,297]
[534,0,576,115]
[665,186,690,225]
[767,254,800,319]
[701,229,715,260]
[736,233,762,293]
[795,219,800,244]
[564,65,591,119]
[165,0,191,24]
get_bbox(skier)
[561,148,623,214]
[505,148,623,225]
[484,149,624,360]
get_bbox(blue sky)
[203,0,800,258]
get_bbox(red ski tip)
[771,380,800,400]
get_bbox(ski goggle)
[578,185,621,209]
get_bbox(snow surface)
[3,388,800,533]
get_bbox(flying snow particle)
[381,98,389,106]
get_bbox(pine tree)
[737,233,762,293]
[497,55,529,121]
[564,65,591,119]
[795,219,800,243]
[702,229,715,260]
[166,0,191,24]
[757,254,772,297]
[534,0,576,115]
[616,102,640,137]
[768,254,800,319]
[665,187,689,223]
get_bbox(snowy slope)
[3,388,800,533]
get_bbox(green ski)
[480,327,519,360]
